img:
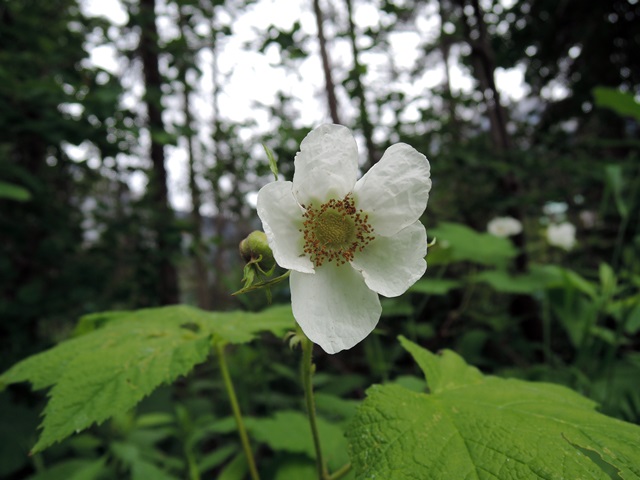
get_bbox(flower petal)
[351,221,427,298]
[257,181,314,273]
[290,265,381,354]
[353,143,431,236]
[292,124,359,206]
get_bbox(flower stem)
[215,342,260,480]
[301,335,329,480]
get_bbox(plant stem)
[216,342,260,480]
[301,335,328,480]
[329,462,352,479]
[185,446,200,480]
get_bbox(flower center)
[301,194,375,267]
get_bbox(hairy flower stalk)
[257,124,431,353]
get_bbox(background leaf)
[246,410,349,470]
[0,180,31,201]
[429,222,518,268]
[593,87,640,121]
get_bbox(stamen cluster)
[301,194,375,267]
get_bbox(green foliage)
[408,278,462,295]
[0,305,294,454]
[0,180,31,201]
[593,87,640,122]
[429,222,518,268]
[246,410,349,470]
[472,266,555,294]
[347,336,640,479]
[24,458,108,480]
[263,144,279,181]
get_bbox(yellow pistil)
[300,194,375,267]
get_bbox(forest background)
[1,0,639,478]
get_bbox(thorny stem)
[216,342,261,480]
[301,335,329,480]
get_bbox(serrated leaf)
[347,336,640,479]
[399,336,483,393]
[0,305,294,453]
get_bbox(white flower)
[257,124,431,354]
[546,222,576,250]
[487,216,523,237]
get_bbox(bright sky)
[80,0,527,212]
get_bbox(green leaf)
[217,453,248,480]
[623,301,640,335]
[605,164,629,218]
[0,305,294,453]
[263,143,279,181]
[542,265,599,299]
[408,278,462,295]
[593,87,640,121]
[198,445,237,475]
[347,336,640,479]
[429,222,518,267]
[246,410,349,469]
[472,266,558,294]
[274,459,317,480]
[0,180,31,201]
[25,458,107,480]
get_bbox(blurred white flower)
[257,124,431,354]
[546,222,576,250]
[487,216,523,237]
[579,210,597,229]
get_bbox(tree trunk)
[457,0,540,341]
[178,8,210,309]
[312,0,341,124]
[457,0,526,266]
[345,0,377,168]
[208,6,231,310]
[438,0,460,143]
[138,0,180,304]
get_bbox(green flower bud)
[239,230,276,271]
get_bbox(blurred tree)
[345,0,377,167]
[173,1,210,309]
[0,0,128,367]
[133,0,181,304]
[313,0,342,124]
[498,0,640,137]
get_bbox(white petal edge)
[256,181,314,274]
[351,221,427,298]
[353,143,431,236]
[292,124,359,206]
[290,265,381,354]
